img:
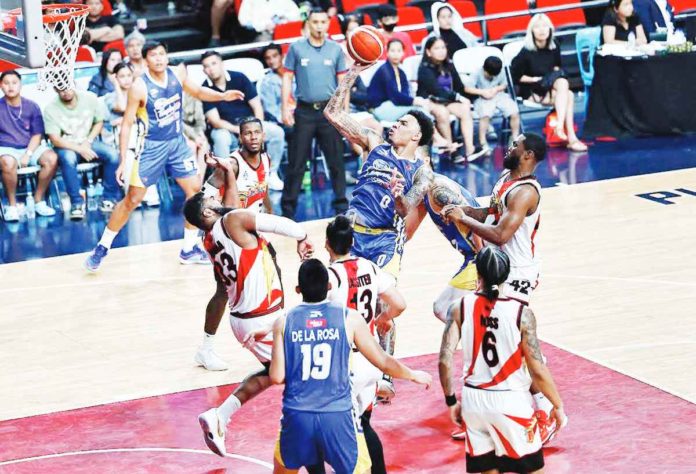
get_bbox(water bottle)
[95,179,104,208]
[25,195,35,219]
[167,1,176,15]
[87,184,97,211]
[302,170,312,193]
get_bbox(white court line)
[0,447,273,469]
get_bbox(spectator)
[259,44,287,125]
[238,0,301,42]
[88,48,123,97]
[367,39,453,148]
[182,92,209,182]
[84,0,125,53]
[376,4,416,59]
[465,56,520,155]
[208,0,233,47]
[101,61,161,207]
[45,88,121,220]
[633,0,674,37]
[0,71,58,221]
[201,51,285,191]
[281,7,347,218]
[124,30,146,77]
[430,3,479,59]
[602,0,648,45]
[417,36,484,162]
[511,14,587,152]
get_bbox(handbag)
[540,70,566,90]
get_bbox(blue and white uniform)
[275,301,371,474]
[348,144,426,279]
[130,67,197,188]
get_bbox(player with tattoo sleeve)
[438,246,566,473]
[324,62,435,401]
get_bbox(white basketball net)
[38,6,89,91]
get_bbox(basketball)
[346,25,384,65]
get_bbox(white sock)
[183,228,200,251]
[218,394,241,426]
[202,332,215,350]
[533,392,553,415]
[98,228,119,249]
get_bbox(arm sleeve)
[30,103,45,136]
[240,74,258,101]
[255,213,307,240]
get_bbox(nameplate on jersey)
[291,326,340,342]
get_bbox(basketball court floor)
[2,163,696,472]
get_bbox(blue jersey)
[350,144,426,230]
[424,178,479,266]
[282,301,352,412]
[138,68,183,141]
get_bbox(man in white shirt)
[633,0,675,36]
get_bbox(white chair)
[452,46,505,86]
[223,58,266,83]
[401,54,422,93]
[186,64,208,86]
[359,60,385,88]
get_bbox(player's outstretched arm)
[393,165,434,218]
[520,307,567,431]
[224,211,313,258]
[323,64,384,152]
[178,64,245,103]
[269,316,287,384]
[439,302,464,425]
[350,311,432,387]
[441,186,537,246]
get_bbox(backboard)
[0,0,46,68]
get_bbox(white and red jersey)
[488,172,541,270]
[460,293,531,392]
[327,256,393,335]
[203,212,283,317]
[216,151,270,212]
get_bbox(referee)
[281,7,348,219]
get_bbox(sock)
[202,332,215,350]
[218,394,241,426]
[533,392,553,415]
[183,228,200,252]
[98,228,119,249]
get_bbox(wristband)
[445,394,457,407]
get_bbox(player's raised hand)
[448,401,463,427]
[440,204,465,224]
[297,237,314,260]
[222,89,245,102]
[410,370,433,388]
[375,316,393,336]
[387,168,405,197]
[205,152,234,174]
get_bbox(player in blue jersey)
[405,171,482,323]
[267,259,431,474]
[84,42,245,272]
[324,62,435,401]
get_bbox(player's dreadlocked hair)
[475,246,510,301]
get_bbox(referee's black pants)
[281,104,348,218]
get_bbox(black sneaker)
[70,204,85,221]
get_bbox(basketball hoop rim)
[8,4,90,24]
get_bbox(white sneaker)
[194,347,228,371]
[143,185,160,207]
[34,201,56,217]
[268,172,284,192]
[3,205,19,222]
[198,408,227,457]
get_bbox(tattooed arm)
[393,165,434,218]
[439,301,464,426]
[520,306,567,429]
[462,206,493,223]
[324,64,384,152]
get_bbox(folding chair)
[484,0,531,41]
[575,26,601,113]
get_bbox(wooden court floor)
[1,168,695,422]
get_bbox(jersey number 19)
[300,343,332,381]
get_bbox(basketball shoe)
[195,347,228,371]
[179,245,211,265]
[199,408,227,457]
[84,244,108,272]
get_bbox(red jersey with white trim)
[327,256,393,336]
[203,212,283,316]
[460,293,531,392]
[488,172,541,270]
[216,151,270,212]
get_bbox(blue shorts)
[275,409,371,474]
[129,136,196,188]
[351,228,402,280]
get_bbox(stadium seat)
[76,46,97,63]
[186,64,207,85]
[102,0,113,16]
[223,57,265,83]
[341,0,387,15]
[449,0,483,38]
[484,0,531,41]
[452,45,503,82]
[671,0,696,14]
[328,16,342,36]
[575,26,601,111]
[397,6,429,43]
[102,40,126,57]
[536,0,586,30]
[401,53,422,93]
[0,59,18,72]
[273,20,303,41]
